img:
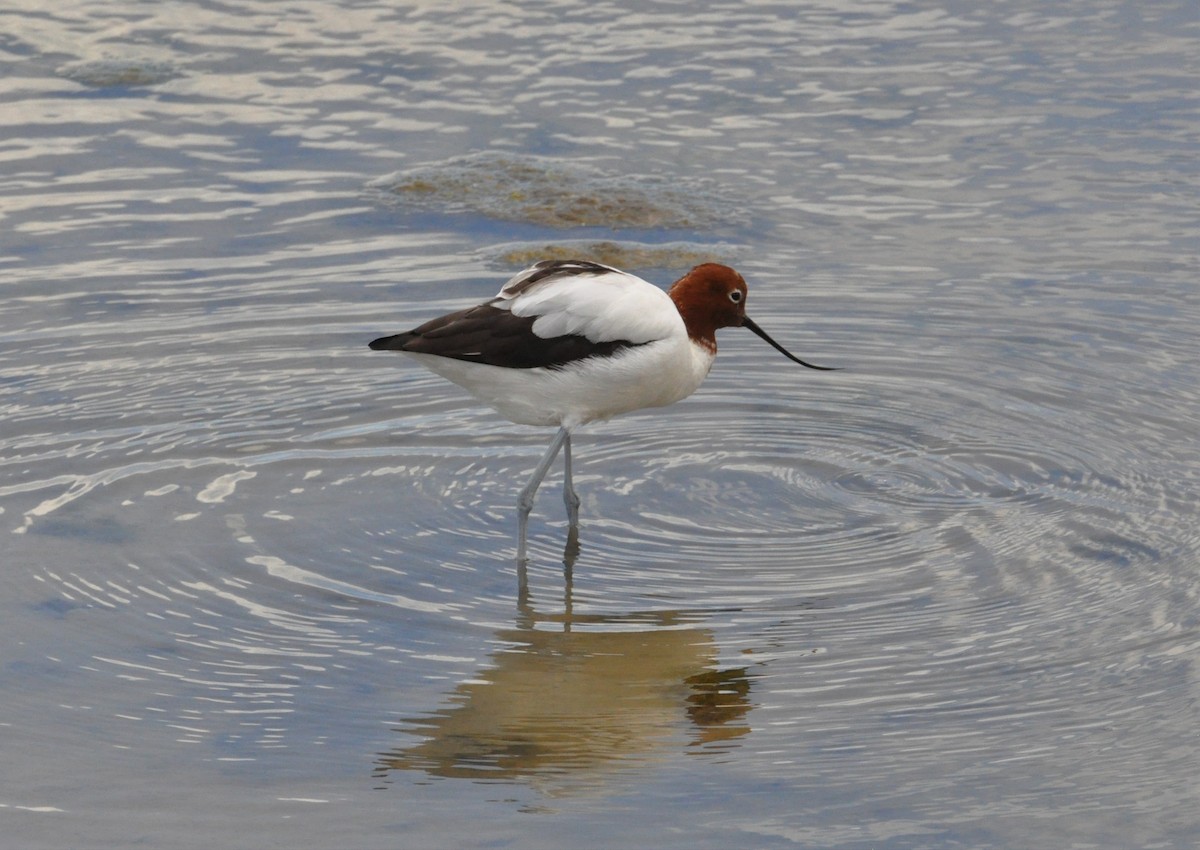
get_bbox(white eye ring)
[729,290,743,303]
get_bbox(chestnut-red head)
[668,263,836,370]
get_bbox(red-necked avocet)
[369,260,835,560]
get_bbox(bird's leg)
[562,431,581,526]
[517,426,570,562]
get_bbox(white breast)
[406,335,715,428]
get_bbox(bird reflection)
[373,558,754,795]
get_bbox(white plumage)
[502,264,683,346]
[410,263,714,428]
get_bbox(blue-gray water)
[2,1,1198,848]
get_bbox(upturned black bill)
[743,316,838,371]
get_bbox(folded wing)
[370,260,683,370]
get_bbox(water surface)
[2,1,1199,848]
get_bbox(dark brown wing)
[500,259,615,296]
[369,302,637,370]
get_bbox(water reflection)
[374,564,753,795]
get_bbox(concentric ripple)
[3,0,1199,843]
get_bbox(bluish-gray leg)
[562,432,580,526]
[517,426,569,562]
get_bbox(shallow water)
[3,1,1199,848]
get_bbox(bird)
[369,259,835,561]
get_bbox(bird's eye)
[729,290,743,303]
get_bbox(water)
[3,1,1199,847]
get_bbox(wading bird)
[369,260,835,561]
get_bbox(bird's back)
[371,260,713,427]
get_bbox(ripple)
[3,0,1199,842]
